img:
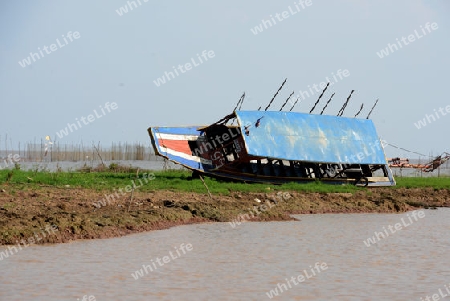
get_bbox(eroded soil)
[0,185,448,244]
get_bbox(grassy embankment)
[2,166,449,193]
[0,165,449,244]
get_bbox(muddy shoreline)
[0,186,449,245]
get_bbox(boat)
[148,109,396,187]
[388,153,450,172]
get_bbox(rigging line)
[384,142,427,157]
[366,99,379,119]
[265,78,287,111]
[320,93,335,115]
[309,82,330,114]
[337,90,354,117]
[279,91,295,111]
[354,103,364,118]
[288,96,301,112]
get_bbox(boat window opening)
[226,153,235,162]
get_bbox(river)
[1,209,449,300]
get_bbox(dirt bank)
[0,185,449,245]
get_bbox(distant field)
[0,167,448,194]
[393,176,450,189]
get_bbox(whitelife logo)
[77,295,96,301]
[250,0,313,35]
[0,225,58,261]
[376,22,438,58]
[92,173,155,208]
[288,69,350,105]
[413,105,450,129]
[0,154,20,170]
[18,31,81,68]
[115,0,149,16]
[420,282,450,301]
[153,50,215,87]
[266,262,328,298]
[131,243,193,280]
[363,210,425,247]
[228,192,292,228]
[55,102,118,139]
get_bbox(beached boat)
[148,110,396,186]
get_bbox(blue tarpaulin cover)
[235,111,387,164]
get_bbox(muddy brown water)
[0,209,449,301]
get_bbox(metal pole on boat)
[366,99,379,119]
[354,103,364,118]
[238,93,245,110]
[233,92,245,112]
[320,93,335,115]
[265,78,287,111]
[337,90,354,116]
[279,91,295,111]
[288,96,301,112]
[309,82,329,113]
[230,92,245,125]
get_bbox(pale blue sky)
[0,0,449,158]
